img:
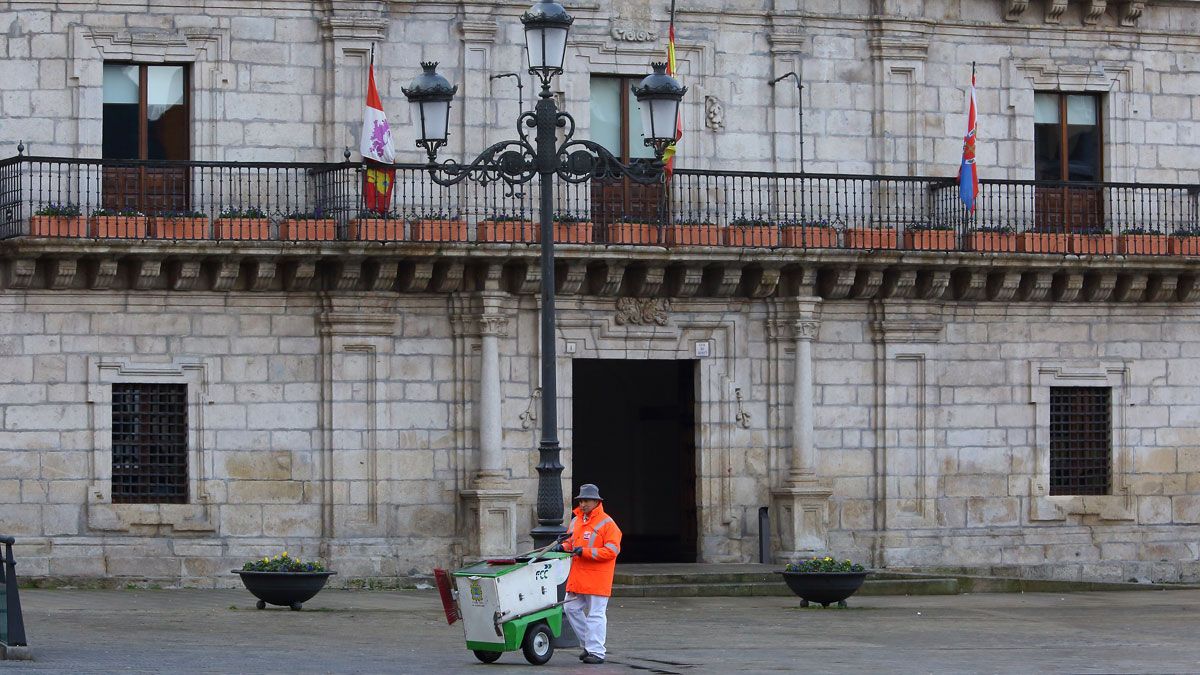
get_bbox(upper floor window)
[1048,386,1111,496]
[111,383,189,504]
[1034,92,1102,183]
[103,64,190,162]
[589,75,655,164]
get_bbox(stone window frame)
[1028,360,1133,522]
[86,357,216,533]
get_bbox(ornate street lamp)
[403,0,685,548]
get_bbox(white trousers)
[564,592,610,658]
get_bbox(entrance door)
[571,359,697,563]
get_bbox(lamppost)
[403,0,685,547]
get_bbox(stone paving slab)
[5,588,1200,673]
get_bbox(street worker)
[559,483,622,665]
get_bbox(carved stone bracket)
[171,260,204,291]
[430,261,464,293]
[615,297,670,326]
[1005,0,1030,20]
[558,262,586,295]
[370,260,399,291]
[284,260,317,291]
[8,258,36,289]
[132,258,163,290]
[879,269,916,299]
[708,266,740,298]
[516,263,541,296]
[1083,272,1118,302]
[1111,273,1147,303]
[953,268,987,301]
[48,258,78,290]
[1052,272,1084,302]
[1120,1,1145,26]
[987,271,1022,301]
[1144,274,1178,302]
[748,265,782,298]
[1178,275,1200,302]
[331,259,362,291]
[850,269,884,299]
[915,270,950,300]
[672,265,704,297]
[638,264,666,297]
[400,261,434,293]
[90,258,120,290]
[818,268,856,299]
[1019,271,1053,301]
[1083,0,1108,24]
[211,259,240,291]
[1046,0,1069,22]
[248,260,276,292]
[592,262,626,297]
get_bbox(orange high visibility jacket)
[562,503,622,596]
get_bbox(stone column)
[771,297,832,560]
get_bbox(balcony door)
[589,75,663,234]
[103,64,190,214]
[1034,92,1103,232]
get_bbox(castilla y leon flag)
[958,64,979,212]
[361,52,396,215]
[660,0,682,179]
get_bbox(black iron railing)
[2,155,1198,254]
[0,536,28,650]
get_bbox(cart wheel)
[256,600,266,610]
[473,650,502,664]
[289,602,303,611]
[800,599,810,608]
[521,622,554,665]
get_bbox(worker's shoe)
[581,654,605,664]
[578,651,591,661]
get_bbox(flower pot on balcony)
[844,227,897,249]
[903,229,956,251]
[348,218,403,241]
[780,226,838,248]
[723,225,778,247]
[1070,233,1116,255]
[476,220,536,243]
[216,218,272,240]
[281,218,337,241]
[665,222,720,246]
[607,222,660,245]
[1018,232,1069,253]
[153,217,209,240]
[553,221,593,243]
[967,231,1018,252]
[90,216,148,238]
[1118,234,1168,255]
[30,216,87,237]
[1169,236,1200,256]
[410,219,468,242]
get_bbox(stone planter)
[723,224,778,247]
[410,219,468,242]
[844,227,897,249]
[903,229,956,251]
[607,221,660,245]
[29,215,87,237]
[348,218,404,241]
[153,217,209,240]
[1169,236,1200,256]
[665,223,721,246]
[1018,232,1069,253]
[1118,234,1169,255]
[1070,233,1116,255]
[476,220,536,243]
[233,570,336,611]
[778,571,869,608]
[216,218,272,240]
[780,226,837,248]
[280,218,337,241]
[90,216,148,239]
[967,231,1018,252]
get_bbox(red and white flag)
[361,55,396,214]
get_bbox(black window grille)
[112,383,188,504]
[1049,386,1111,496]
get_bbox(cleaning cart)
[434,547,572,665]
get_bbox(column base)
[770,482,833,564]
[460,488,524,558]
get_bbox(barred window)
[111,383,188,504]
[1049,386,1111,496]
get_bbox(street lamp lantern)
[521,1,574,85]
[402,62,458,162]
[632,62,687,157]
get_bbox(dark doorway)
[571,359,697,563]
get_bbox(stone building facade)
[1,0,1199,585]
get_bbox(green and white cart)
[434,550,572,665]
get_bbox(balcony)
[2,155,1199,302]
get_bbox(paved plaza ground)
[5,587,1200,673]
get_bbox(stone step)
[611,577,960,598]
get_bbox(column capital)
[479,313,510,338]
[794,320,820,341]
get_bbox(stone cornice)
[2,238,1199,304]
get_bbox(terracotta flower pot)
[780,226,837,248]
[90,216,148,238]
[1018,232,1069,253]
[903,229,956,251]
[967,231,1017,252]
[410,219,468,242]
[280,218,337,241]
[1070,234,1115,255]
[723,225,778,247]
[30,215,87,237]
[216,218,272,240]
[1169,236,1200,256]
[552,222,594,243]
[348,218,403,241]
[607,222,660,245]
[1118,234,1168,255]
[153,217,209,240]
[476,220,536,243]
[665,223,721,246]
[844,227,897,249]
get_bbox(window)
[1033,92,1103,232]
[111,383,189,504]
[589,75,662,232]
[1048,386,1111,496]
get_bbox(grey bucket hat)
[574,483,603,501]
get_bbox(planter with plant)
[967,225,1017,252]
[216,208,272,240]
[410,212,468,242]
[281,209,337,241]
[233,552,336,611]
[153,210,209,240]
[903,223,957,251]
[606,217,660,245]
[90,208,148,238]
[723,217,778,247]
[1170,227,1200,256]
[476,215,536,243]
[348,211,404,241]
[1018,228,1070,253]
[552,214,594,243]
[30,203,86,237]
[779,219,838,248]
[665,218,721,246]
[777,556,869,608]
[1118,227,1168,255]
[1070,227,1115,255]
[843,225,897,249]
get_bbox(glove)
[572,547,583,558]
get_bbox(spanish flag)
[660,0,682,179]
[360,52,396,214]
